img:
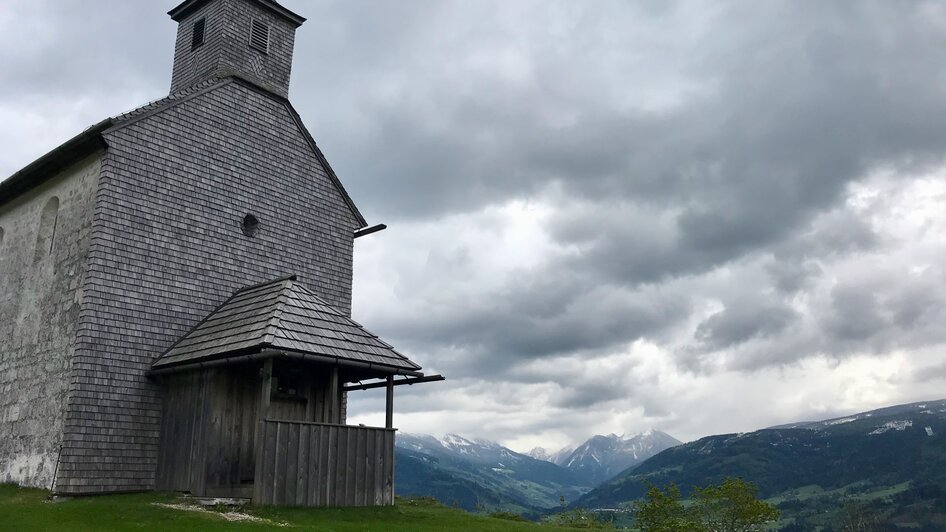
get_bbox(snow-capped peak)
[554,429,682,483]
[438,433,474,448]
[619,428,657,441]
[527,447,552,461]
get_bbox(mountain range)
[525,446,573,464]
[574,399,946,529]
[394,429,680,515]
[535,429,682,485]
[394,398,946,528]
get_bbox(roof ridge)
[262,277,294,345]
[111,77,226,123]
[106,78,233,135]
[236,274,298,295]
[284,100,367,228]
[291,283,344,314]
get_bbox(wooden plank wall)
[156,371,208,494]
[205,366,260,494]
[255,420,395,507]
[268,364,342,424]
[155,366,259,496]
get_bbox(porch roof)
[152,276,422,373]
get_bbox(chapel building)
[0,0,437,506]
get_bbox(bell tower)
[167,0,305,98]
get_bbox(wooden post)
[253,358,273,503]
[385,375,394,429]
[328,365,340,424]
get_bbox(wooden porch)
[151,277,443,507]
[154,358,434,507]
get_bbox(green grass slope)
[0,485,593,531]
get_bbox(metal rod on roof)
[354,224,387,239]
[342,374,446,392]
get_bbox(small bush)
[397,496,444,508]
[490,510,530,522]
[544,509,615,529]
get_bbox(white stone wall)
[0,154,101,489]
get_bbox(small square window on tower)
[249,19,270,53]
[191,18,206,50]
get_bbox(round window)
[241,214,260,237]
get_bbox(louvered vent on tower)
[191,18,206,49]
[249,19,270,53]
[168,0,305,97]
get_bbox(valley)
[394,399,946,529]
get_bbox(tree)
[691,477,779,532]
[634,483,701,532]
[838,499,886,532]
[634,478,778,532]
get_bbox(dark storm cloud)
[375,272,691,376]
[547,382,627,410]
[762,205,878,295]
[695,299,798,351]
[712,259,946,372]
[915,361,946,384]
[282,3,946,378]
[822,267,946,354]
[299,1,946,247]
[825,285,886,344]
[765,259,822,294]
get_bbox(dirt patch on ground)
[151,502,290,526]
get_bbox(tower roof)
[168,0,306,27]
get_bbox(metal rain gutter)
[148,349,425,378]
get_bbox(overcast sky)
[3,0,946,453]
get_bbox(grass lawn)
[0,485,598,531]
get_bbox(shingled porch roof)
[152,276,421,373]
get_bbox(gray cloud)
[0,2,173,100]
[826,284,886,344]
[915,361,946,384]
[695,300,798,351]
[299,0,946,235]
[376,277,691,377]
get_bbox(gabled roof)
[152,276,422,373]
[0,119,111,205]
[0,75,367,227]
[168,0,306,27]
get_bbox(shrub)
[490,511,530,522]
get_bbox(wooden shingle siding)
[169,0,300,98]
[255,420,395,507]
[56,79,360,494]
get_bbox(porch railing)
[254,420,395,507]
